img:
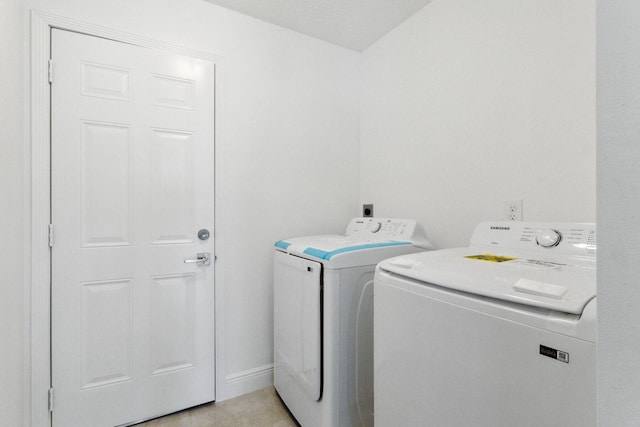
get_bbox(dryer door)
[274,251,322,401]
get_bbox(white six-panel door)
[51,29,215,426]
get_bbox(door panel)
[80,278,133,389]
[51,29,215,427]
[150,129,195,244]
[80,120,133,246]
[150,273,196,375]
[273,251,322,401]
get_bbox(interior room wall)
[597,0,640,424]
[359,0,595,249]
[8,0,605,424]
[24,0,360,402]
[0,0,25,424]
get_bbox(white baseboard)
[222,364,274,401]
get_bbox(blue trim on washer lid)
[303,241,412,260]
[274,240,292,250]
[303,247,330,259]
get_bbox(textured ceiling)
[201,0,433,51]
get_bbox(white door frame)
[26,10,224,426]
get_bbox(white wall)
[597,0,640,424]
[360,0,595,249]
[24,0,360,402]
[0,0,24,425]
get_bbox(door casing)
[26,10,224,426]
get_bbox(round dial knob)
[371,222,382,233]
[536,229,562,248]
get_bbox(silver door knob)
[184,252,210,266]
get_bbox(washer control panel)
[535,229,562,247]
[471,222,596,255]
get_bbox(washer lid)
[380,247,595,314]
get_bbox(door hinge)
[48,59,53,84]
[48,388,54,412]
[48,224,54,248]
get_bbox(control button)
[536,229,562,248]
[371,222,382,233]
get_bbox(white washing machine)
[374,222,596,427]
[274,217,433,427]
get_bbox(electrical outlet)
[504,200,523,221]
[363,204,374,217]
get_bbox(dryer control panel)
[346,217,432,249]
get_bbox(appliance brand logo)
[490,226,510,231]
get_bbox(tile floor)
[136,387,298,427]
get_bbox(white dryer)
[374,222,597,427]
[274,217,433,427]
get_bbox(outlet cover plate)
[504,200,523,221]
